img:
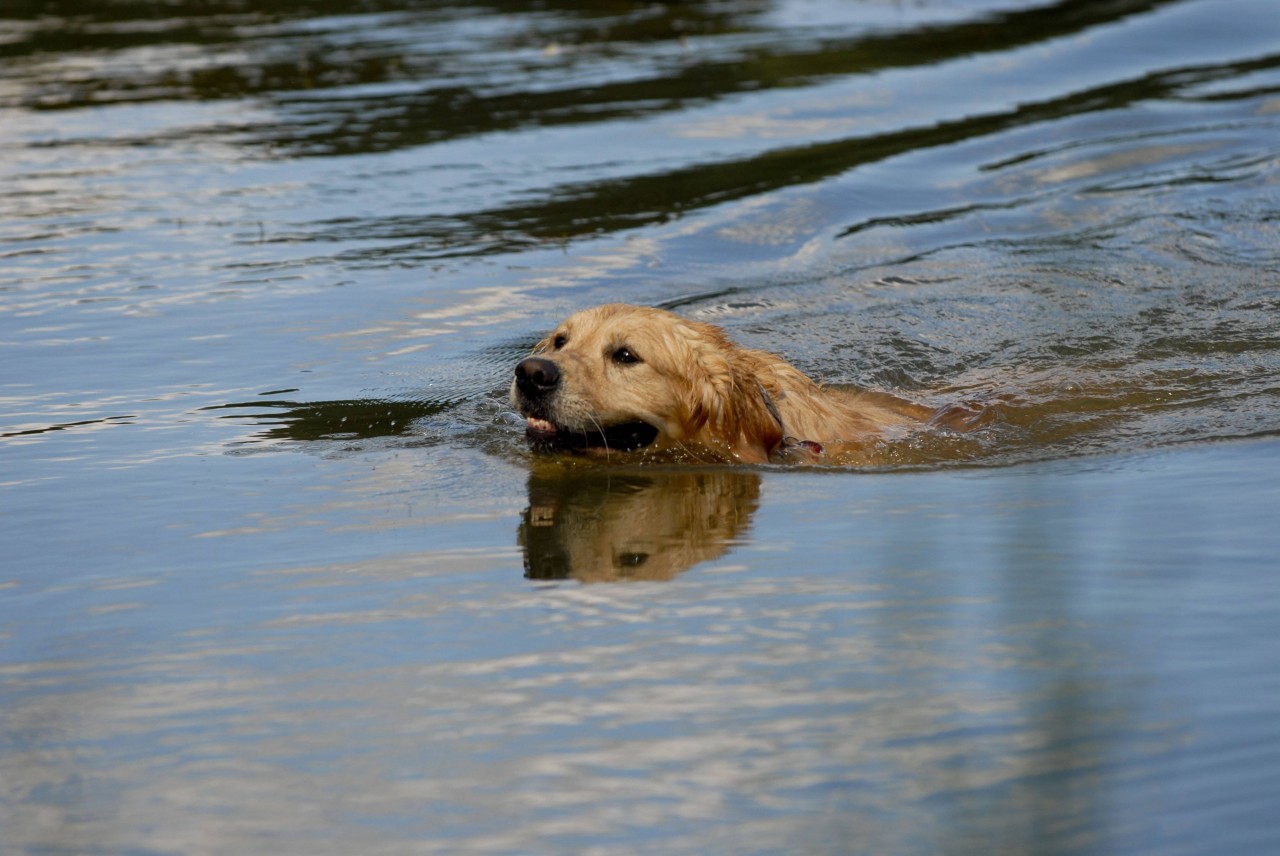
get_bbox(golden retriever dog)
[511,303,953,465]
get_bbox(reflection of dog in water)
[511,304,976,466]
[518,467,760,582]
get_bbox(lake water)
[3,0,1280,852]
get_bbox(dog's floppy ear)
[679,322,784,463]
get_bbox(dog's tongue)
[526,417,558,436]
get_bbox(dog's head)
[510,304,785,462]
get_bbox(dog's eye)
[616,551,649,568]
[612,346,641,365]
[552,334,567,350]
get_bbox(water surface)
[3,0,1280,852]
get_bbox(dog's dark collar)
[757,382,823,457]
[757,381,785,434]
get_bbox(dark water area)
[3,0,1280,852]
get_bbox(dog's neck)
[756,382,824,462]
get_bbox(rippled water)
[3,0,1280,852]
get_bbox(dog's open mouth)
[525,417,659,453]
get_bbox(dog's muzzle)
[514,356,560,400]
[512,355,658,452]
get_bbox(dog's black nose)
[514,356,560,397]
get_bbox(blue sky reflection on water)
[2,0,1280,852]
[3,439,1278,853]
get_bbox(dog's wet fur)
[509,303,971,465]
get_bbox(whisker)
[588,414,611,460]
